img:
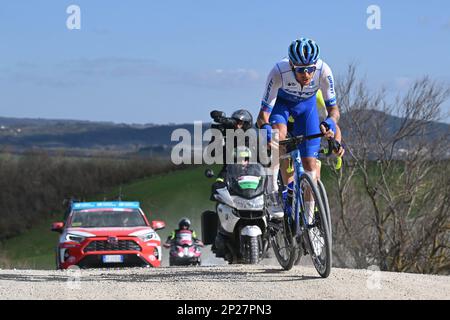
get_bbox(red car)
[51,201,165,269]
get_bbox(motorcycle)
[202,163,270,264]
[165,230,203,266]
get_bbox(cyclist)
[256,38,344,220]
[286,89,345,180]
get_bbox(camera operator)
[207,109,255,200]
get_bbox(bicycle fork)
[290,151,307,238]
[290,150,316,256]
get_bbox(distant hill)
[341,109,450,139]
[0,112,448,156]
[0,116,165,137]
[0,116,209,155]
[340,109,450,158]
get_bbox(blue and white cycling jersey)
[260,58,337,114]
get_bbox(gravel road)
[0,262,448,300]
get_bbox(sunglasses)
[292,65,317,74]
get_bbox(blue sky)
[0,0,449,124]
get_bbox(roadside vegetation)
[0,165,214,269]
[0,152,180,242]
[2,159,448,275]
[0,66,448,275]
[327,66,450,275]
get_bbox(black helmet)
[178,217,191,229]
[231,109,253,130]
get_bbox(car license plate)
[102,255,123,263]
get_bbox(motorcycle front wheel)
[242,235,260,264]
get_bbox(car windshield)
[70,209,147,228]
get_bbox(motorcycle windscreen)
[176,231,193,245]
[226,164,265,199]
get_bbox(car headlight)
[138,232,156,242]
[65,233,85,243]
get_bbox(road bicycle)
[269,133,341,278]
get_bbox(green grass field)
[0,165,218,269]
[0,162,353,269]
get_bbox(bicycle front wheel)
[317,179,332,243]
[299,173,332,278]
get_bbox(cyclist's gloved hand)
[320,118,336,139]
[333,140,345,157]
[261,124,272,143]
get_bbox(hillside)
[0,116,208,153]
[1,112,448,155]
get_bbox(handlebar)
[279,133,342,157]
[279,133,324,147]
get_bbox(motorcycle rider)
[164,218,202,248]
[208,109,268,259]
[209,109,256,200]
[210,144,268,261]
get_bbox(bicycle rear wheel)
[299,173,332,278]
[270,169,297,270]
[269,215,297,270]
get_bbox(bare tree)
[327,65,450,274]
[0,153,180,242]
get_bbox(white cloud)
[1,63,78,88]
[3,58,263,90]
[69,58,262,88]
[417,16,431,26]
[10,73,78,88]
[394,77,413,90]
[194,68,262,88]
[65,57,162,77]
[442,19,450,30]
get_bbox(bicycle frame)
[279,132,337,236]
[287,148,308,237]
[286,145,329,237]
[275,132,335,275]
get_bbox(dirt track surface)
[0,264,448,300]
